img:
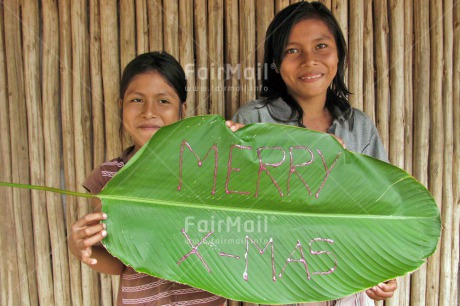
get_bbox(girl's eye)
[131,98,142,103]
[316,43,327,49]
[285,48,298,54]
[159,99,170,104]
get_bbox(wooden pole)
[164,0,179,59]
[42,0,71,304]
[90,0,106,168]
[194,0,209,115]
[4,0,38,304]
[224,0,240,118]
[411,0,430,303]
[451,2,460,304]
[179,0,195,118]
[332,0,348,44]
[59,0,82,304]
[401,13,415,302]
[403,0,414,303]
[275,0,290,13]
[373,0,390,151]
[404,0,414,175]
[23,3,54,302]
[71,1,98,304]
[389,0,405,168]
[136,0,149,54]
[209,0,224,116]
[148,0,163,51]
[363,1,375,121]
[332,0,348,86]
[119,0,136,150]
[120,0,136,72]
[348,0,364,110]
[0,4,21,305]
[101,1,123,299]
[101,0,122,159]
[89,2,113,305]
[439,1,454,305]
[387,1,408,305]
[239,0,256,104]
[0,4,6,302]
[426,1,444,305]
[255,0,274,97]
[318,0,332,9]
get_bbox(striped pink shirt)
[84,146,226,306]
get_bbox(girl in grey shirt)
[227,1,396,305]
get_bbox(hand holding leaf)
[68,212,107,266]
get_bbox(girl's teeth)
[301,74,321,80]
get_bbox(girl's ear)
[118,99,123,109]
[180,102,188,119]
[273,62,279,73]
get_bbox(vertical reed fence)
[0,1,458,305]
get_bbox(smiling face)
[279,18,339,105]
[121,71,186,152]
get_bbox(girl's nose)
[142,101,157,118]
[300,51,317,66]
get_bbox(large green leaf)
[100,115,440,304]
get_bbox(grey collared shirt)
[232,98,388,162]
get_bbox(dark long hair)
[119,51,187,139]
[261,1,351,126]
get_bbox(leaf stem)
[0,181,94,198]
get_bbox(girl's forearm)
[89,245,125,275]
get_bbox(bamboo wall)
[0,0,458,305]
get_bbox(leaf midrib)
[99,194,430,220]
